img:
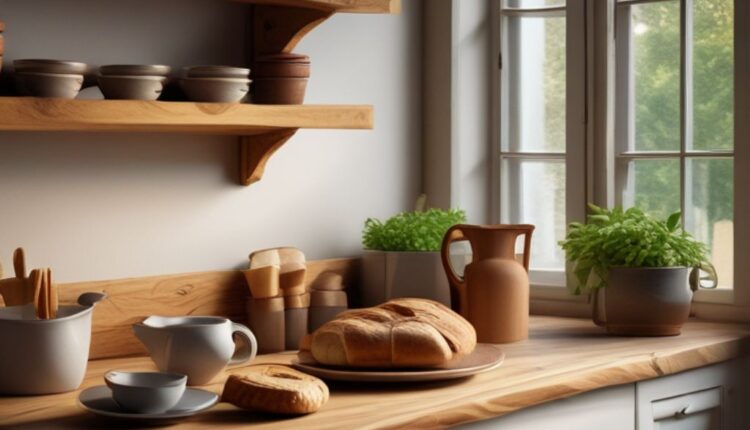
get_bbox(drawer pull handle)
[676,406,689,416]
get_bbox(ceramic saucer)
[78,385,218,420]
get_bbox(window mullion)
[680,0,693,229]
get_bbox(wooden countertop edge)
[379,337,750,429]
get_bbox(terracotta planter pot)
[253,62,310,78]
[592,266,714,336]
[361,251,451,307]
[252,77,308,104]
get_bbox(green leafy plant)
[362,208,466,252]
[559,204,714,294]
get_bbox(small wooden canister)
[247,296,285,353]
[284,293,310,350]
[309,290,348,332]
[242,266,280,298]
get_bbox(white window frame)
[614,0,736,304]
[493,0,750,309]
[493,0,588,302]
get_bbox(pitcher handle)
[689,262,718,292]
[229,323,258,366]
[441,224,468,314]
[518,228,533,272]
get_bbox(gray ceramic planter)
[361,251,451,307]
[592,266,714,336]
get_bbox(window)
[495,0,745,305]
[615,0,735,298]
[498,0,571,286]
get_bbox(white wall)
[0,0,422,282]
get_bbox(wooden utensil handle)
[13,248,26,279]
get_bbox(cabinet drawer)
[652,388,722,421]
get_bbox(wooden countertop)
[3,316,750,429]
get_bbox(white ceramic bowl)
[15,72,84,99]
[180,77,250,103]
[98,75,167,100]
[99,64,171,76]
[14,59,89,75]
[184,66,250,79]
[104,371,187,414]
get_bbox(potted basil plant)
[361,204,466,307]
[559,204,717,336]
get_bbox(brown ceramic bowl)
[99,65,171,77]
[98,75,167,100]
[14,59,89,75]
[180,77,250,103]
[15,72,84,99]
[252,77,307,105]
[184,66,250,79]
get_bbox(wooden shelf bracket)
[251,5,333,55]
[239,128,298,185]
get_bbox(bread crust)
[309,298,477,368]
[222,366,329,415]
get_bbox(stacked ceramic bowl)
[253,53,310,105]
[98,65,171,101]
[14,59,88,99]
[180,66,250,103]
[0,21,5,73]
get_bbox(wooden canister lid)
[284,293,311,309]
[247,296,285,313]
[311,290,348,307]
[310,271,345,291]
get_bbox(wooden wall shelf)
[0,98,373,134]
[233,0,400,14]
[0,0,397,185]
[0,98,373,185]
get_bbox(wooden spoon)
[47,268,58,319]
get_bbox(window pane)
[691,0,734,151]
[632,1,680,152]
[504,0,564,8]
[505,15,566,152]
[502,158,565,269]
[686,158,733,288]
[622,158,680,220]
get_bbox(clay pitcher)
[441,224,534,343]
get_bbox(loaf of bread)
[306,298,476,368]
[222,366,329,415]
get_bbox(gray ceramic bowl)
[184,66,250,79]
[14,59,89,75]
[15,72,84,99]
[180,77,250,103]
[99,64,171,76]
[104,371,187,414]
[98,75,167,100]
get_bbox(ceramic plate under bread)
[78,386,218,420]
[291,343,504,382]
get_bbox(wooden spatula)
[0,248,33,306]
[47,268,58,319]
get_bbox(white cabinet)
[636,363,736,430]
[458,359,748,430]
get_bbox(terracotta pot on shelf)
[252,53,310,104]
[441,224,535,344]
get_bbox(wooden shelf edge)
[233,0,400,14]
[0,98,373,134]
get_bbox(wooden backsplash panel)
[57,257,360,360]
